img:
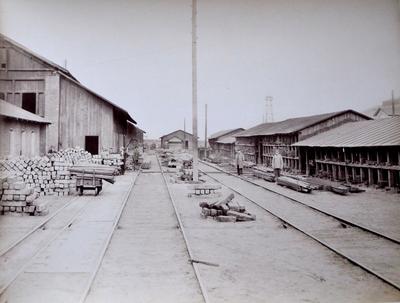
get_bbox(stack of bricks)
[0,175,47,216]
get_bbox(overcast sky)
[0,0,399,139]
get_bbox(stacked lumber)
[199,193,256,222]
[276,176,312,193]
[141,161,151,169]
[69,164,116,183]
[253,170,275,182]
[0,175,48,216]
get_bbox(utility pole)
[204,104,208,159]
[391,90,395,116]
[192,0,199,181]
[184,118,186,149]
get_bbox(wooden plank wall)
[59,77,121,153]
[0,117,42,157]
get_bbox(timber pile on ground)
[276,176,313,193]
[199,193,256,222]
[0,175,48,216]
[141,161,151,169]
[253,170,275,182]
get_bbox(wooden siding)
[0,117,43,157]
[59,77,124,153]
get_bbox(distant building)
[364,99,400,119]
[0,34,142,158]
[293,117,400,190]
[208,128,244,159]
[160,130,194,150]
[235,110,370,173]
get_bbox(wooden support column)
[388,170,393,188]
[368,168,373,186]
[352,167,356,183]
[305,150,309,175]
[332,164,337,181]
[344,151,349,183]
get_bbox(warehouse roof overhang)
[235,110,371,138]
[216,136,236,144]
[0,99,51,124]
[293,117,400,147]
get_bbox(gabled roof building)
[235,110,370,173]
[0,34,140,157]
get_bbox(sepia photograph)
[0,0,399,302]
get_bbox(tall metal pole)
[204,104,208,159]
[192,0,199,181]
[184,118,186,149]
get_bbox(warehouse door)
[85,136,99,155]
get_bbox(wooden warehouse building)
[235,110,370,173]
[208,128,244,159]
[160,130,193,150]
[0,34,139,158]
[293,117,400,190]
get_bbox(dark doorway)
[22,93,36,114]
[85,136,99,155]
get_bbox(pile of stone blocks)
[0,147,95,198]
[0,175,47,216]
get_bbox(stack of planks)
[141,161,151,169]
[253,170,275,182]
[199,193,256,222]
[276,176,312,193]
[0,175,48,216]
[69,164,117,183]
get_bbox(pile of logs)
[253,170,275,182]
[199,193,256,222]
[141,161,151,169]
[276,176,312,193]
[69,164,117,183]
[0,175,47,216]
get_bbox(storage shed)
[160,130,193,150]
[235,110,370,172]
[0,34,139,157]
[293,117,400,190]
[208,128,244,159]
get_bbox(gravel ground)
[168,170,400,302]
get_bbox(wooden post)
[204,104,207,159]
[368,168,373,186]
[305,149,309,175]
[192,0,199,182]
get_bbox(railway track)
[200,161,400,244]
[199,161,400,291]
[0,174,137,303]
[0,194,96,295]
[156,155,210,303]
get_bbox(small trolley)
[76,170,103,196]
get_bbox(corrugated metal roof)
[209,128,244,140]
[0,99,51,124]
[235,110,370,137]
[293,117,400,147]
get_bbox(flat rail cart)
[76,172,103,196]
